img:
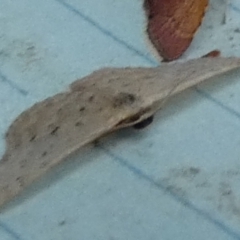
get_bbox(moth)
[0,56,240,208]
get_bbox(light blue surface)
[1,0,240,239]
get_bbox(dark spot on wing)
[113,92,136,108]
[123,83,130,87]
[40,161,49,168]
[20,163,25,169]
[41,151,48,157]
[16,176,24,187]
[88,95,94,102]
[75,121,82,127]
[50,126,60,135]
[57,107,63,113]
[79,106,86,112]
[30,135,36,142]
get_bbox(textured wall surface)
[0,1,240,239]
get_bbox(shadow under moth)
[0,56,240,208]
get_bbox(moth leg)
[133,115,154,129]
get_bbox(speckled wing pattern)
[0,57,240,208]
